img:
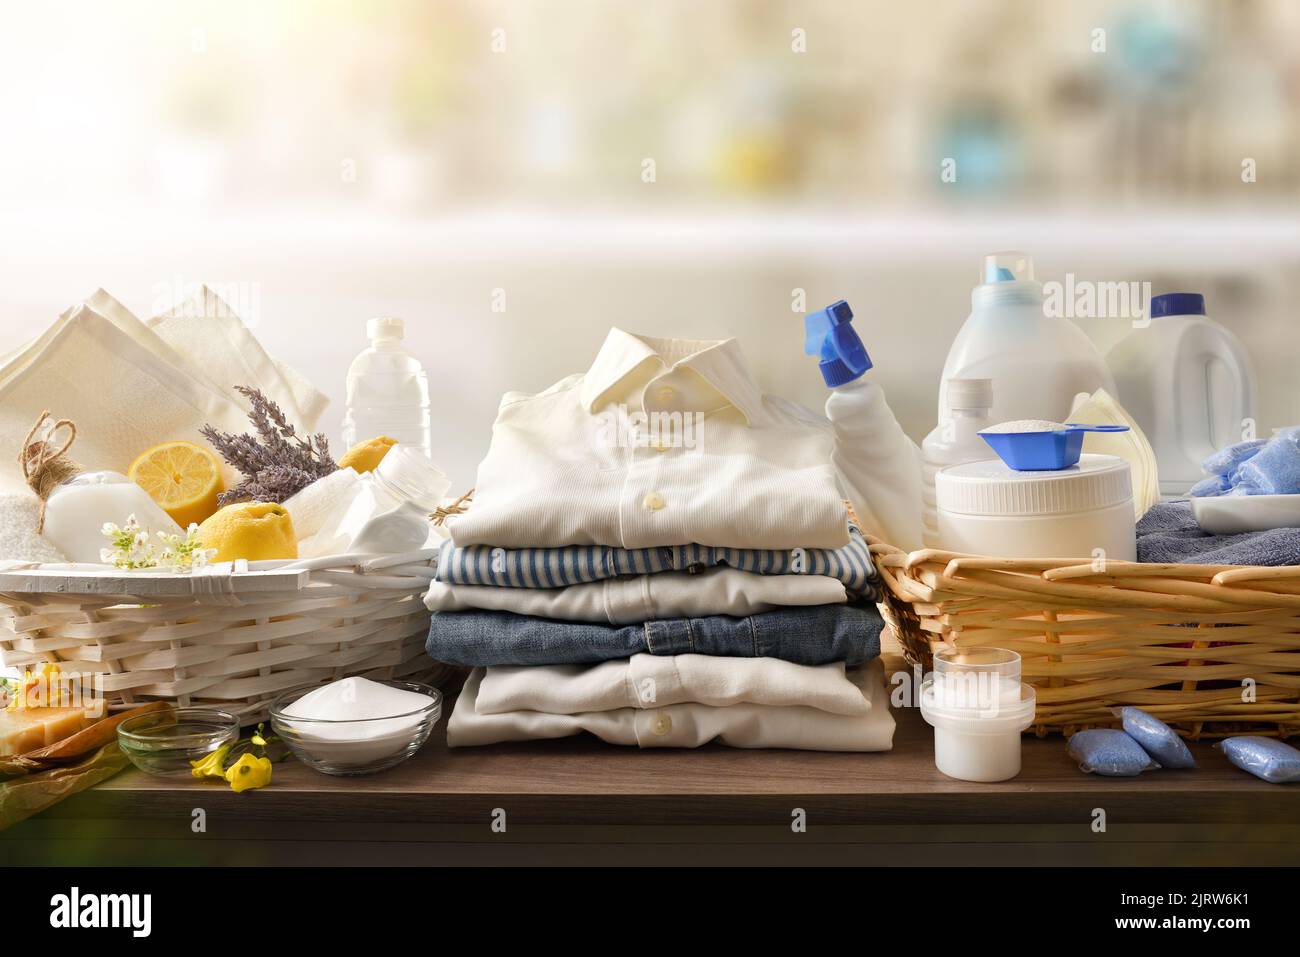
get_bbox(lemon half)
[129,441,225,527]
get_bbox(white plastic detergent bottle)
[939,252,1115,426]
[1106,292,1256,495]
[341,317,433,457]
[921,378,994,548]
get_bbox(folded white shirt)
[424,567,847,624]
[448,329,852,550]
[448,659,894,751]
[476,653,870,716]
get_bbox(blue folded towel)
[1137,500,1300,566]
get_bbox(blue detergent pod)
[1217,736,1300,784]
[979,423,1130,471]
[1116,707,1196,769]
[1202,439,1266,478]
[1069,728,1161,776]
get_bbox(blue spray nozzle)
[803,300,872,387]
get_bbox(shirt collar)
[579,328,766,425]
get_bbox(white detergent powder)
[0,494,70,563]
[982,419,1067,434]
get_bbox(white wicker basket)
[0,549,452,723]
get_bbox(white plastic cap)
[936,454,1133,516]
[376,444,450,511]
[367,316,405,342]
[945,378,993,413]
[983,251,1034,284]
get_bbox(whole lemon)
[198,502,298,563]
[337,435,398,473]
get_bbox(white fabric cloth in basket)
[0,301,249,493]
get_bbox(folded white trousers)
[424,567,847,624]
[476,653,870,716]
[448,659,894,751]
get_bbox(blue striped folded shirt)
[434,526,879,595]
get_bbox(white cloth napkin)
[0,303,249,493]
[149,286,328,431]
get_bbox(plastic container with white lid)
[921,378,995,548]
[341,316,433,458]
[935,453,1135,560]
[920,646,1037,782]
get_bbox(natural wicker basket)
[871,539,1300,740]
[0,549,457,723]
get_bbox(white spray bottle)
[805,300,923,552]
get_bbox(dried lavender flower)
[202,386,336,505]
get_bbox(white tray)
[1190,494,1300,535]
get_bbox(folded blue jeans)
[426,601,883,667]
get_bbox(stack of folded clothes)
[426,328,901,751]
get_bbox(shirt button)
[655,386,675,403]
[642,491,665,510]
[650,713,672,736]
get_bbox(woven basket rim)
[0,549,437,598]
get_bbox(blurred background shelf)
[4,204,1296,487]
[1,0,1298,487]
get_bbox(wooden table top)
[9,660,1299,864]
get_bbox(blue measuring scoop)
[978,423,1130,471]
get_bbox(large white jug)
[1106,292,1256,495]
[939,252,1116,426]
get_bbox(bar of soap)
[0,708,89,756]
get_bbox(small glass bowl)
[269,680,442,776]
[117,707,240,777]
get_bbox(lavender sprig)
[201,387,337,505]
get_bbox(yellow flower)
[224,753,272,793]
[190,743,232,779]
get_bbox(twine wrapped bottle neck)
[19,411,83,532]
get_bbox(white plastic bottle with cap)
[1106,292,1256,495]
[341,317,433,457]
[939,252,1115,426]
[921,378,994,548]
